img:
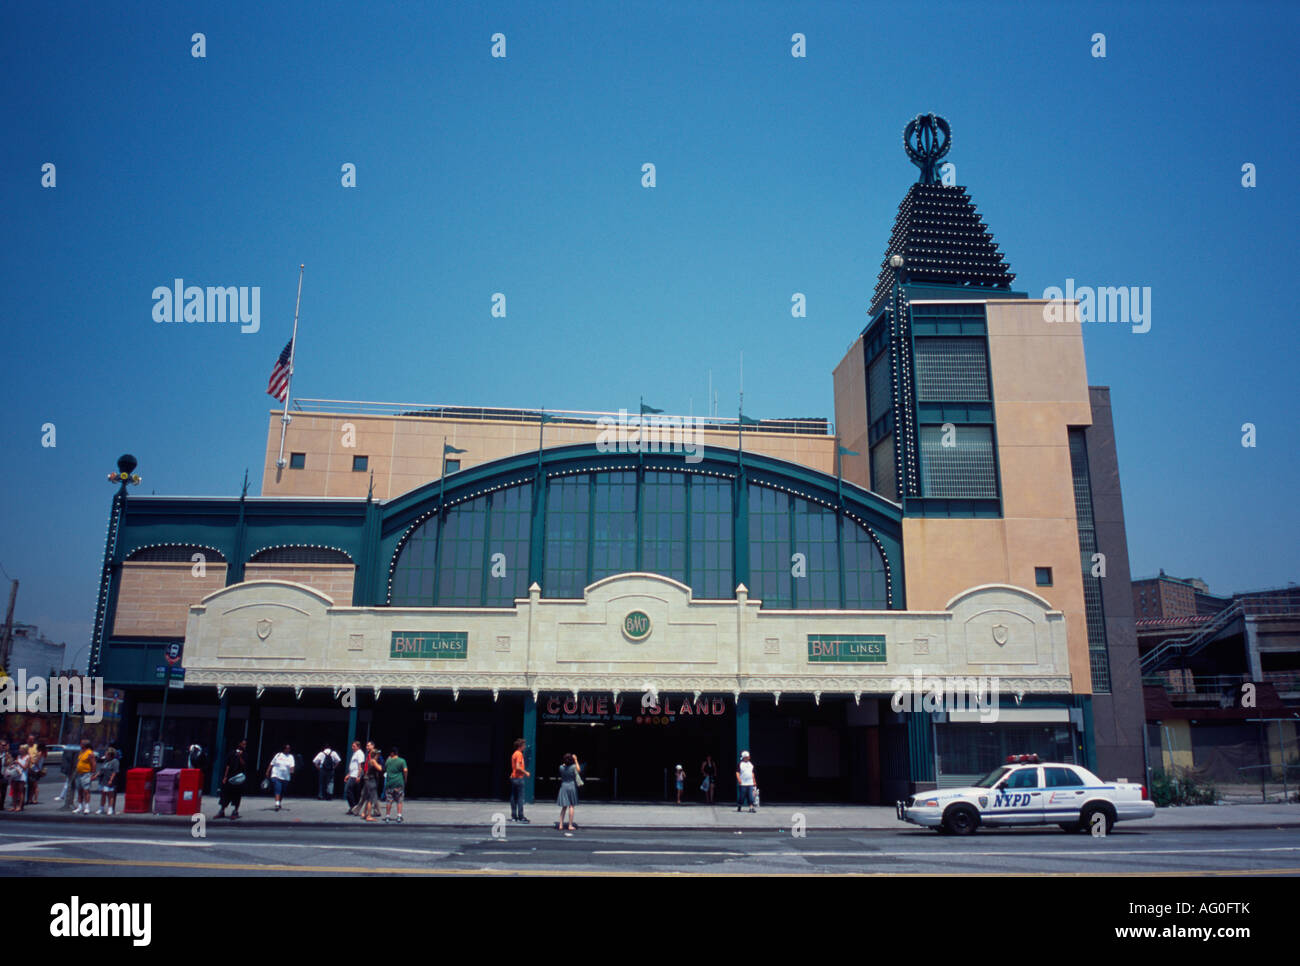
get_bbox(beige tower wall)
[902,299,1094,692]
[261,412,838,500]
[832,337,871,490]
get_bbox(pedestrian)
[556,752,580,832]
[736,751,756,812]
[26,738,47,804]
[74,740,97,814]
[383,746,408,823]
[96,748,120,815]
[313,744,340,800]
[215,739,248,819]
[359,741,382,821]
[700,754,717,804]
[345,740,364,814]
[509,738,531,823]
[4,744,26,811]
[0,745,11,810]
[675,764,686,804]
[55,742,76,808]
[266,743,295,811]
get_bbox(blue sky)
[2,0,1296,658]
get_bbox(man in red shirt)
[509,738,531,824]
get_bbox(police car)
[896,754,1155,835]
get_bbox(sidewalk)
[6,793,1299,831]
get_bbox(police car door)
[990,765,1044,825]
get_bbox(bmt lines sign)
[807,634,887,663]
[390,631,469,659]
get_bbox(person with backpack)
[313,744,340,800]
[216,740,248,820]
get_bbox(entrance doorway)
[534,693,735,802]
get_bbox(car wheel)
[943,804,979,836]
[1079,804,1115,835]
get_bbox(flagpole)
[537,409,546,476]
[434,435,447,602]
[275,264,305,470]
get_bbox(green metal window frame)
[1069,430,1111,693]
[379,445,903,609]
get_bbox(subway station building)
[91,117,1147,803]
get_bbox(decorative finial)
[903,113,951,184]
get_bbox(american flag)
[267,339,293,402]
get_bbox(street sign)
[155,665,185,689]
[151,742,164,768]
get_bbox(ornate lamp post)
[89,455,140,677]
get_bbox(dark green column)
[210,690,230,796]
[523,694,537,804]
[907,712,936,787]
[735,695,750,802]
[1077,696,1097,772]
[346,701,358,757]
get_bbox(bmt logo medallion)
[256,619,273,641]
[622,611,652,642]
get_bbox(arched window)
[747,483,887,609]
[390,465,887,609]
[127,544,227,563]
[392,484,532,606]
[249,546,351,564]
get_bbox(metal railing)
[286,399,833,436]
[1140,603,1245,674]
[1142,597,1300,674]
[1142,670,1300,699]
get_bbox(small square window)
[352,455,369,472]
[289,452,305,469]
[444,459,460,474]
[1035,567,1053,587]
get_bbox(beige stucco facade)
[182,574,1072,700]
[834,298,1095,694]
[261,410,837,500]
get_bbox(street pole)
[0,577,17,671]
[157,664,172,775]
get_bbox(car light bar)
[1005,753,1040,764]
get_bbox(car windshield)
[974,766,1013,788]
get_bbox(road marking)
[1,854,1298,877]
[594,850,746,857]
[768,846,1300,859]
[0,837,214,851]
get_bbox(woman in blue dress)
[556,752,580,831]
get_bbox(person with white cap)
[736,751,757,812]
[674,764,686,804]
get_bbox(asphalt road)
[1,819,1298,876]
